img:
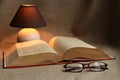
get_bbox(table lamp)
[10,4,47,42]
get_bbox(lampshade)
[10,4,47,28]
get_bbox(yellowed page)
[4,40,61,66]
[16,40,57,56]
[49,36,96,54]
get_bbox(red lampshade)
[10,4,47,28]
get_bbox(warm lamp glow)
[21,4,35,7]
[10,4,47,42]
[49,37,58,48]
[17,28,40,42]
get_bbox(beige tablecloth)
[0,45,120,80]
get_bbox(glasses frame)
[63,61,108,73]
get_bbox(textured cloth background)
[0,0,120,46]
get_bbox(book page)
[4,40,62,67]
[49,36,96,54]
[16,40,57,56]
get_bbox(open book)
[3,36,114,68]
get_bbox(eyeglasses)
[63,61,108,72]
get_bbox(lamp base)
[17,28,40,42]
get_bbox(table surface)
[0,45,120,80]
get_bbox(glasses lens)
[64,63,83,72]
[89,62,107,72]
